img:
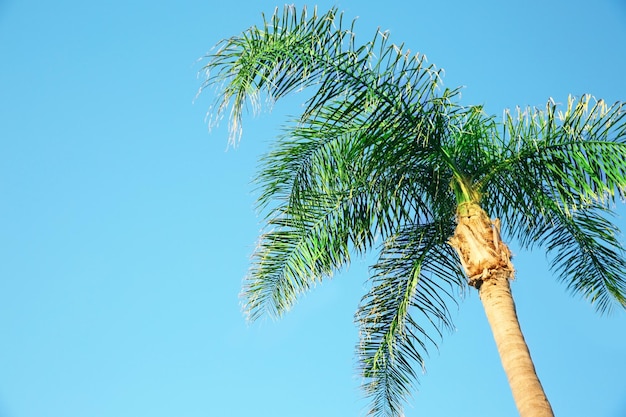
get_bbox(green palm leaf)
[200,5,456,146]
[499,96,626,208]
[538,203,626,312]
[245,113,454,320]
[357,221,464,416]
[479,96,626,313]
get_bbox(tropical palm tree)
[199,6,626,417]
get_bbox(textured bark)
[448,202,513,288]
[449,202,554,417]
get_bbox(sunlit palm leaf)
[479,96,626,313]
[498,96,626,209]
[534,202,626,313]
[357,220,464,416]
[200,5,455,146]
[245,117,453,320]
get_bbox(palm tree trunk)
[449,202,554,417]
[479,270,554,417]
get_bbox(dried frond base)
[449,203,514,288]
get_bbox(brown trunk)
[449,202,554,417]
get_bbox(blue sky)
[1,1,626,416]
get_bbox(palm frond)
[356,220,464,417]
[243,194,359,321]
[481,160,549,243]
[439,106,504,203]
[245,119,452,320]
[480,95,626,239]
[533,202,626,313]
[481,153,626,313]
[200,5,456,145]
[476,95,626,312]
[495,96,626,211]
[200,5,343,143]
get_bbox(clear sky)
[1,1,626,417]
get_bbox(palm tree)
[199,6,626,417]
